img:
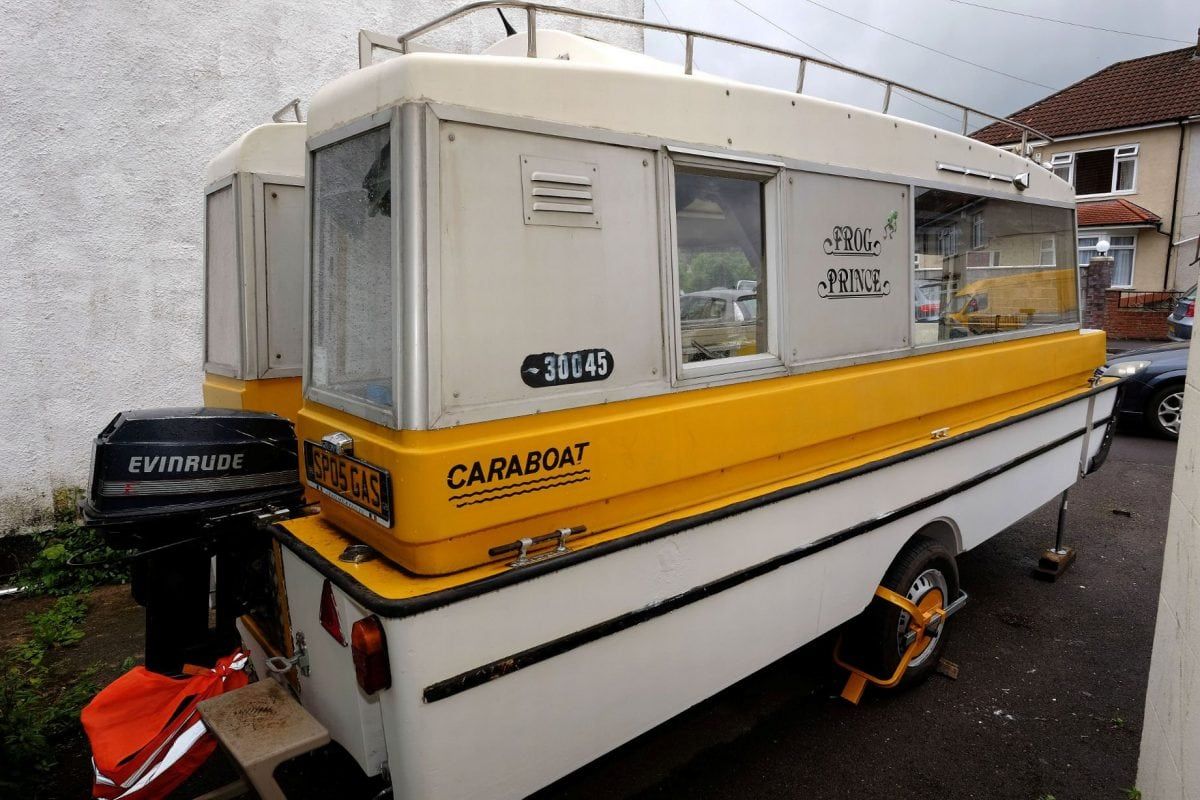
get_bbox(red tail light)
[351,615,391,694]
[319,580,346,646]
[1186,301,1194,318]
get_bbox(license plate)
[303,441,392,527]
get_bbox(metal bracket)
[271,98,303,123]
[266,631,311,677]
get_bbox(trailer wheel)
[856,538,960,689]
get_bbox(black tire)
[1146,383,1185,440]
[848,538,959,690]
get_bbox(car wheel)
[850,538,960,689]
[1147,383,1185,439]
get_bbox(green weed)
[19,523,130,596]
[0,595,99,789]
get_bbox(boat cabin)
[202,110,307,421]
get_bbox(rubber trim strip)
[420,422,1101,702]
[272,381,1120,621]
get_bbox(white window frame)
[1049,152,1073,185]
[964,250,1001,269]
[1068,143,1139,198]
[970,212,985,249]
[664,150,785,386]
[1040,237,1057,266]
[1078,229,1138,288]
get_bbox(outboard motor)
[82,408,304,674]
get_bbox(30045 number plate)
[521,349,614,388]
[303,441,393,527]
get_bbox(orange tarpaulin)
[82,650,249,800]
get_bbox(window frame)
[302,108,402,429]
[664,149,785,386]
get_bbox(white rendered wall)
[1137,339,1200,796]
[0,1,643,533]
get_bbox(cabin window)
[672,165,774,372]
[914,188,1078,343]
[205,184,241,375]
[310,126,394,412]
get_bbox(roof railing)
[359,1,1053,149]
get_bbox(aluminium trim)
[421,418,1105,703]
[273,380,1121,619]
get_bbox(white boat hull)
[277,385,1117,799]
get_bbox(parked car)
[1104,342,1189,438]
[1167,284,1195,341]
[680,288,758,361]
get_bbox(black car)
[1105,342,1188,438]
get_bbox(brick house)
[974,39,1200,294]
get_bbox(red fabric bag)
[82,650,249,800]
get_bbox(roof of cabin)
[204,122,307,185]
[973,46,1200,146]
[307,30,1072,205]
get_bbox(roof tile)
[973,46,1200,145]
[1076,198,1161,227]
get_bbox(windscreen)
[310,126,393,411]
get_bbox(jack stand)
[1034,489,1076,581]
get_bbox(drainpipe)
[1162,118,1187,290]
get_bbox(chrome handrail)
[361,1,1051,148]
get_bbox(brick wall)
[1102,290,1173,340]
[1082,256,1173,341]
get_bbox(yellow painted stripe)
[290,329,1107,578]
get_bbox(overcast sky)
[643,0,1199,132]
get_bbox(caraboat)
[196,5,1120,798]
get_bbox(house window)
[1049,152,1073,184]
[971,212,985,249]
[1040,237,1057,266]
[1078,233,1136,287]
[1045,146,1137,195]
[937,225,959,258]
[1074,144,1138,195]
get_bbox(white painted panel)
[437,122,666,423]
[786,172,910,363]
[279,549,386,777]
[263,183,305,375]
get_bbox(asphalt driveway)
[537,430,1175,800]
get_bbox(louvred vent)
[521,155,601,229]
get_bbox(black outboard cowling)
[82,408,304,674]
[82,407,303,529]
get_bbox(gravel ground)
[537,430,1174,800]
